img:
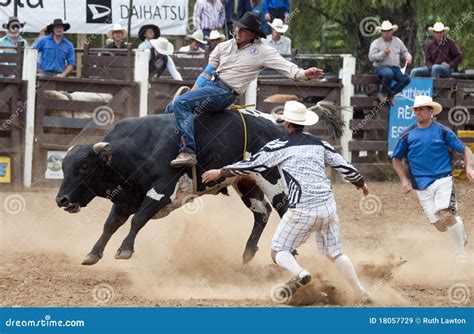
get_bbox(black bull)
[56,110,290,265]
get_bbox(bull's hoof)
[115,249,133,260]
[81,253,102,265]
[243,246,258,265]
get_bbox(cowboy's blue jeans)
[374,66,411,97]
[410,65,452,78]
[164,81,236,154]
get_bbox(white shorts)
[271,200,342,258]
[415,176,457,224]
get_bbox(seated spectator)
[262,0,290,22]
[368,20,412,103]
[209,30,225,52]
[178,30,206,58]
[33,19,75,77]
[138,24,160,50]
[0,17,29,49]
[411,22,463,78]
[150,37,182,81]
[105,24,127,49]
[263,18,291,55]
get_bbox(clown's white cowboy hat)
[428,21,450,33]
[209,30,225,41]
[376,20,398,33]
[280,101,319,126]
[186,30,207,44]
[150,37,174,56]
[268,18,289,34]
[408,95,443,115]
[107,24,127,39]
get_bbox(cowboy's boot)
[170,152,197,168]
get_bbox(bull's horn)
[92,142,111,153]
[67,145,75,152]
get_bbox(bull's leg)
[82,204,130,265]
[115,195,172,260]
[233,179,272,264]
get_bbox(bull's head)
[56,142,113,213]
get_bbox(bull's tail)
[309,101,347,140]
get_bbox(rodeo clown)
[203,101,372,304]
[392,95,473,263]
[165,11,324,168]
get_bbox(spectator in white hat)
[178,30,207,58]
[263,18,291,55]
[105,24,127,49]
[411,22,463,78]
[209,29,225,52]
[150,37,182,81]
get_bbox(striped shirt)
[221,130,365,209]
[193,0,225,31]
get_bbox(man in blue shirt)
[262,0,290,22]
[392,95,473,263]
[33,19,75,77]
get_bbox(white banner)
[0,0,189,36]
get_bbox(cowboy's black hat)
[2,16,25,30]
[138,24,161,41]
[232,12,266,38]
[46,18,70,32]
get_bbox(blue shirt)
[251,3,271,35]
[0,35,29,49]
[262,0,290,13]
[392,122,466,190]
[33,34,76,73]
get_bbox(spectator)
[209,30,226,52]
[264,18,291,55]
[149,37,182,81]
[178,30,207,58]
[411,22,463,78]
[251,0,271,36]
[237,0,251,17]
[33,19,75,77]
[262,0,290,22]
[105,24,127,49]
[193,0,225,39]
[138,24,160,50]
[369,20,412,104]
[224,0,235,38]
[0,17,29,49]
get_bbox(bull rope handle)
[230,104,255,160]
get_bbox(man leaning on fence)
[33,19,75,78]
[165,12,324,168]
[368,20,411,104]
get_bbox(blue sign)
[388,78,433,154]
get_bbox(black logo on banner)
[86,0,112,23]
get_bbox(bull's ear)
[93,142,111,154]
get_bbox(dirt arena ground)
[1,181,472,307]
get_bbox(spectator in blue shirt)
[392,95,473,263]
[33,19,75,77]
[0,17,29,49]
[262,0,290,22]
[251,0,271,36]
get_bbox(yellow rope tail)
[230,104,255,160]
